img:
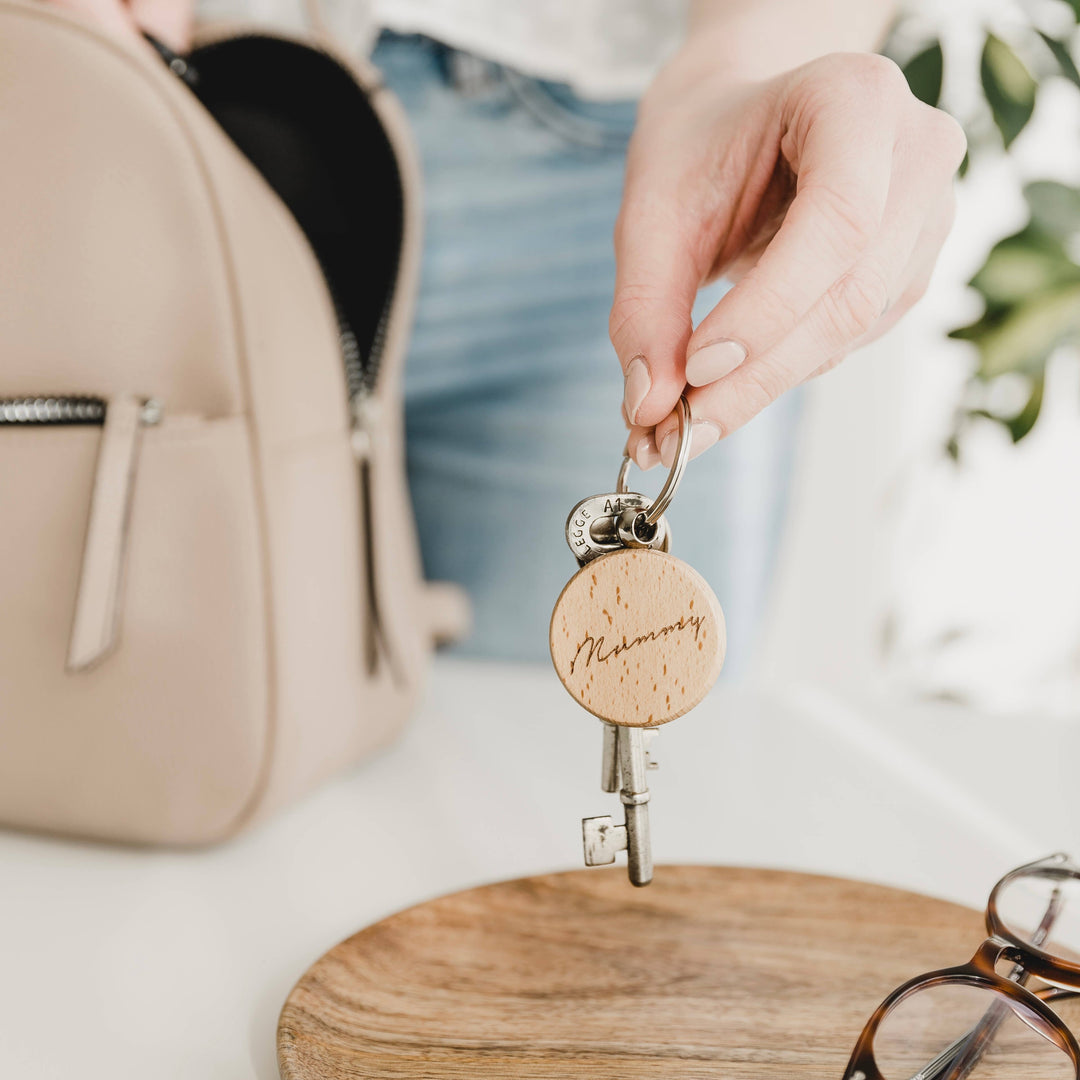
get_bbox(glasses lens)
[874,984,1072,1079]
[1050,991,1080,1030]
[997,870,1080,960]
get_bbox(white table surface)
[2,657,1072,1079]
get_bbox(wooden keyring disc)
[549,548,725,726]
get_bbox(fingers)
[854,184,957,347]
[623,416,719,471]
[610,162,703,429]
[651,168,959,461]
[623,424,662,470]
[644,101,964,461]
[129,0,194,51]
[48,0,142,44]
[46,0,192,51]
[684,55,909,389]
[798,178,956,383]
[795,207,948,383]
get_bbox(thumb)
[610,179,699,432]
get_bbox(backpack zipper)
[319,255,402,683]
[0,396,161,427]
[0,396,162,671]
[150,34,406,682]
[344,303,402,685]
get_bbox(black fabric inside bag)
[188,36,404,375]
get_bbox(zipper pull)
[67,397,162,672]
[142,32,200,88]
[347,390,405,684]
[349,390,380,462]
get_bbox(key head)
[550,548,725,726]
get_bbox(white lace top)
[197,0,690,97]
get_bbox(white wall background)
[758,0,1080,720]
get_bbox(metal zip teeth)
[340,325,366,400]
[0,396,107,425]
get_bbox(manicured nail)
[631,433,661,470]
[660,420,721,466]
[685,340,747,386]
[622,355,651,424]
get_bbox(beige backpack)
[0,0,465,844]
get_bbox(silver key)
[599,722,658,792]
[571,494,667,887]
[561,397,720,888]
[582,724,655,887]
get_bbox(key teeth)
[582,815,628,866]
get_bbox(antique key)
[550,396,726,886]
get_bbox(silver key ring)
[616,394,691,526]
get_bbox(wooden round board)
[277,865,985,1079]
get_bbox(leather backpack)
[0,0,465,844]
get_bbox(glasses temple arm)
[910,887,1063,1080]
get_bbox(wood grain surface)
[549,549,725,726]
[277,865,989,1079]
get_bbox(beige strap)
[300,0,332,45]
[425,580,472,647]
[66,396,144,673]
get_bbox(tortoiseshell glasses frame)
[843,853,1080,1080]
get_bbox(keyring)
[616,394,691,526]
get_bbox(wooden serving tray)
[277,865,983,1079]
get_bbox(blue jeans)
[373,33,800,667]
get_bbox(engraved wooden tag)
[549,548,725,726]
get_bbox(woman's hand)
[47,0,192,52]
[614,49,966,468]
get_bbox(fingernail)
[660,420,721,466]
[622,355,651,424]
[685,340,747,386]
[689,420,721,459]
[631,433,661,470]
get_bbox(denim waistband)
[374,31,638,151]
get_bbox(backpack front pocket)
[0,395,161,669]
[0,403,270,843]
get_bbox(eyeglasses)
[843,854,1080,1079]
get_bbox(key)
[550,396,726,886]
[583,725,654,885]
[599,723,658,792]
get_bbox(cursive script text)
[570,613,705,675]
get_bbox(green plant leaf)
[1006,375,1045,441]
[969,225,1080,304]
[1025,179,1080,236]
[951,283,1080,378]
[969,376,1045,442]
[903,40,944,106]
[1038,30,1080,87]
[981,33,1038,148]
